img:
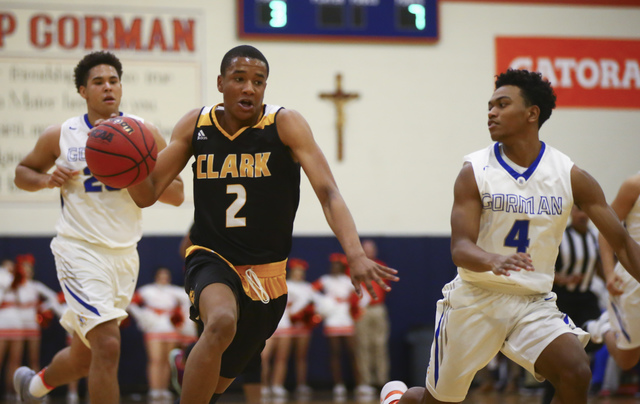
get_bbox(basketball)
[85,116,157,188]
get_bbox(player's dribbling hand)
[490,252,534,276]
[92,113,119,127]
[349,256,399,299]
[47,165,79,188]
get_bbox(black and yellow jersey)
[190,104,301,266]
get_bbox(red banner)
[496,37,640,109]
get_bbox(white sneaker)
[356,385,376,396]
[585,311,611,344]
[333,383,347,400]
[271,385,288,398]
[148,389,163,400]
[66,392,79,404]
[160,389,173,399]
[380,381,407,404]
[14,367,44,403]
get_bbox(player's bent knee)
[553,360,591,392]
[91,335,121,362]
[201,314,237,348]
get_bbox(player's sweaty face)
[219,57,268,124]
[81,64,122,118]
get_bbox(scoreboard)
[238,0,438,43]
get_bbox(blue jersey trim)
[64,284,100,316]
[433,311,444,386]
[611,301,631,342]
[83,114,92,129]
[494,141,546,182]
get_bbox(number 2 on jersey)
[504,220,530,253]
[226,184,247,227]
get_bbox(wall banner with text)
[496,37,640,109]
[0,4,203,202]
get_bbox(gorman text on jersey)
[481,193,563,215]
[196,153,271,179]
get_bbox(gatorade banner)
[496,37,640,109]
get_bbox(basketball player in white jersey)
[586,172,640,370]
[381,69,640,404]
[12,51,184,404]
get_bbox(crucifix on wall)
[319,73,359,161]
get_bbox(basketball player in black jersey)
[128,45,398,404]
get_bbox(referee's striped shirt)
[555,226,600,293]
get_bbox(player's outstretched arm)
[573,166,640,284]
[128,109,197,208]
[277,109,398,298]
[14,125,79,191]
[450,163,533,276]
[594,173,640,294]
[144,121,184,207]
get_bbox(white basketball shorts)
[425,276,588,402]
[51,236,139,347]
[607,262,640,350]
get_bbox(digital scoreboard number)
[238,0,438,43]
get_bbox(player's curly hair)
[495,69,556,128]
[220,45,269,77]
[74,51,123,92]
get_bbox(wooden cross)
[319,73,359,161]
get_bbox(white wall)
[1,0,639,236]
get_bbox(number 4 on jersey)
[504,220,530,253]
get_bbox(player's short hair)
[74,51,123,92]
[220,45,269,77]
[495,69,556,128]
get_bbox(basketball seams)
[85,116,157,188]
[101,121,147,160]
[129,119,157,173]
[85,147,142,188]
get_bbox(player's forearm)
[451,239,498,273]
[14,165,50,192]
[127,176,163,208]
[158,176,184,206]
[321,193,365,262]
[598,233,617,279]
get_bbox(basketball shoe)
[584,311,611,344]
[380,381,407,404]
[169,348,185,394]
[14,366,44,403]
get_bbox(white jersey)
[459,142,574,295]
[54,113,143,249]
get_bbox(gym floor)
[1,390,637,403]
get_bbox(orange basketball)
[85,116,157,188]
